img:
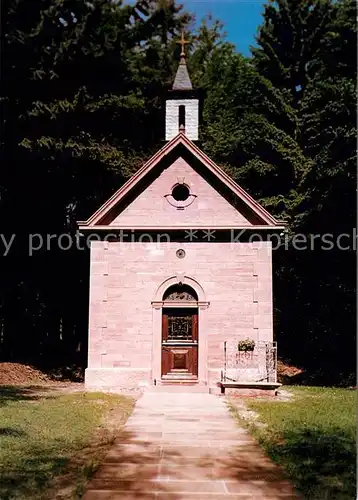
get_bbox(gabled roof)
[78,132,285,230]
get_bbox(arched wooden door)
[161,284,199,380]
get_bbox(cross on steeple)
[177,30,190,57]
[172,29,193,91]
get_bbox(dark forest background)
[1,0,356,383]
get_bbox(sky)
[183,0,264,56]
[125,0,265,57]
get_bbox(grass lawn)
[232,387,356,500]
[0,386,134,500]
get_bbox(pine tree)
[252,0,334,107]
[250,0,356,376]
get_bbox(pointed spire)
[172,31,192,91]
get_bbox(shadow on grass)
[255,427,356,500]
[278,367,356,388]
[0,428,26,437]
[0,455,69,497]
[0,385,56,407]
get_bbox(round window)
[171,184,190,202]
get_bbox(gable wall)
[109,157,253,227]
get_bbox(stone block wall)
[85,240,273,391]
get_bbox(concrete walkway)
[83,393,300,499]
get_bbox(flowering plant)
[238,338,255,352]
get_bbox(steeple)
[165,31,199,141]
[172,32,192,91]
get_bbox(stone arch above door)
[152,275,208,305]
[163,283,198,302]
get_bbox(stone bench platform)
[217,381,282,397]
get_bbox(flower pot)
[238,340,255,352]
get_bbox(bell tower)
[165,32,199,141]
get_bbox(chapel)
[78,35,284,393]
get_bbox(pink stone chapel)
[78,45,284,394]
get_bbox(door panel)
[161,308,198,379]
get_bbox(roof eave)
[78,224,286,232]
